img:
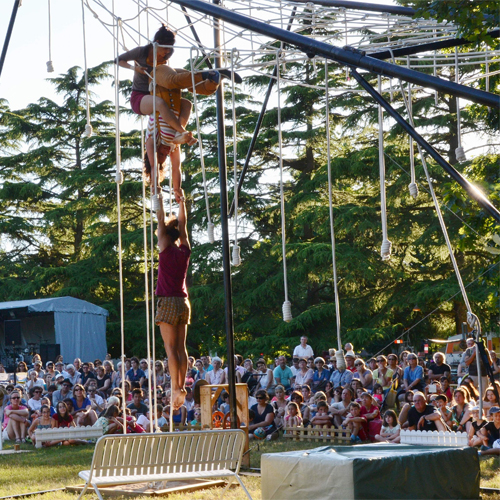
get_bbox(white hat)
[345,351,356,358]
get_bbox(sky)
[0,0,400,111]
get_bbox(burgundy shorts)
[130,90,150,115]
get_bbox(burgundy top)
[53,413,74,428]
[156,244,191,298]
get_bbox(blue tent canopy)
[0,297,108,363]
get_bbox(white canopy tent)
[0,297,108,363]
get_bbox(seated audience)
[374,409,400,443]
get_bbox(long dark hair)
[164,215,180,242]
[57,401,71,422]
[143,152,166,185]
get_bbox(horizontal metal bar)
[170,0,500,109]
[288,0,415,16]
[371,29,500,60]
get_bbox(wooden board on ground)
[67,479,227,497]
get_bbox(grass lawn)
[1,439,499,500]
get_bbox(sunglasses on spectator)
[354,362,363,366]
[256,396,266,400]
[11,396,20,400]
[377,359,385,362]
[63,384,71,387]
[74,388,83,392]
[6,388,13,392]
[34,390,42,393]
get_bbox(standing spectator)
[464,338,491,390]
[205,357,226,385]
[126,357,146,387]
[293,336,314,359]
[428,352,451,381]
[273,356,294,392]
[407,391,445,431]
[52,379,73,407]
[353,359,373,391]
[2,390,29,442]
[403,354,424,393]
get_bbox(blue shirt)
[126,368,145,383]
[404,365,424,387]
[329,369,353,387]
[273,366,293,389]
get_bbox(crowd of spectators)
[1,334,500,454]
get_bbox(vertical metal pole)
[0,0,21,80]
[213,0,237,428]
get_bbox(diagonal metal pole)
[349,68,500,224]
[0,0,22,80]
[169,0,500,109]
[228,6,298,218]
[181,6,213,70]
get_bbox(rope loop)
[232,244,241,266]
[282,300,292,322]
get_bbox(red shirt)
[53,414,74,428]
[156,244,191,297]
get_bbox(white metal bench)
[77,429,253,500]
[400,429,468,447]
[34,425,104,448]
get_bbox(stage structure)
[79,0,500,426]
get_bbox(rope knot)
[408,182,418,199]
[232,244,241,266]
[380,238,392,260]
[207,222,215,244]
[282,300,292,322]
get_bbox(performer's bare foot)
[172,131,197,146]
[172,387,187,410]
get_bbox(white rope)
[150,43,161,212]
[231,48,241,267]
[81,0,93,138]
[276,50,292,322]
[391,65,473,317]
[189,47,215,244]
[112,0,126,435]
[46,0,54,73]
[454,47,466,163]
[378,75,392,261]
[406,55,417,198]
[325,60,342,353]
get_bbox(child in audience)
[284,402,303,435]
[469,406,487,447]
[344,401,367,443]
[374,410,400,443]
[372,383,384,404]
[434,394,453,429]
[310,401,333,428]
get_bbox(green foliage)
[397,0,500,47]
